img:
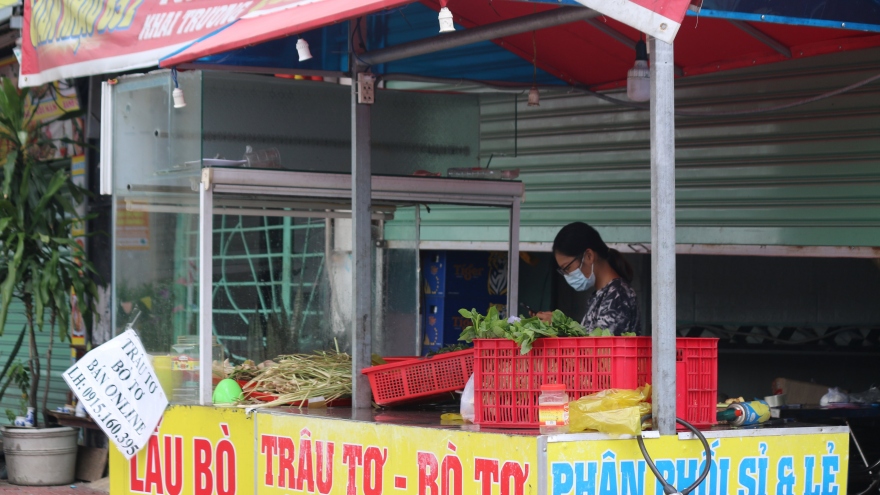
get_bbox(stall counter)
[110,405,847,495]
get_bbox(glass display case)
[106,70,522,405]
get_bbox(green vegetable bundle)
[458,307,587,354]
[458,307,637,354]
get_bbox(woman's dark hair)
[552,222,634,283]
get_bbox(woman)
[537,222,640,335]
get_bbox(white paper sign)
[63,329,169,459]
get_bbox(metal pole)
[508,198,521,313]
[199,171,214,405]
[415,205,422,356]
[359,7,599,67]
[649,37,677,435]
[351,19,373,409]
[282,217,292,313]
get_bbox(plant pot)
[1,426,78,486]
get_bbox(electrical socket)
[357,73,376,105]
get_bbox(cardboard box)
[423,295,506,354]
[422,251,508,297]
[772,378,832,405]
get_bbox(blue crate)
[422,251,508,297]
[422,295,507,355]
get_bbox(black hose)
[856,456,880,474]
[856,478,880,495]
[637,418,712,495]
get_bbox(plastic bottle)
[446,168,520,180]
[539,383,570,434]
[716,400,770,427]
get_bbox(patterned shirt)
[581,278,640,336]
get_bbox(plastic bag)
[820,387,848,406]
[569,385,652,437]
[460,374,475,423]
[849,387,880,404]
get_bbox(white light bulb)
[527,87,540,107]
[627,60,650,102]
[172,88,186,109]
[296,38,313,62]
[438,7,455,33]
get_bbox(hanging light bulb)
[527,86,540,107]
[296,38,313,62]
[171,69,186,109]
[627,39,650,102]
[527,31,539,107]
[172,88,186,108]
[438,7,455,33]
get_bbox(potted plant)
[0,78,100,486]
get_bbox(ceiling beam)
[585,18,635,48]
[728,20,792,58]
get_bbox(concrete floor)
[0,477,110,494]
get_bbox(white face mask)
[564,261,595,292]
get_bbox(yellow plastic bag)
[569,385,652,436]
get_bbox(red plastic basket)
[362,349,474,406]
[676,338,718,428]
[382,356,421,364]
[473,337,717,429]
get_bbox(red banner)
[20,0,305,86]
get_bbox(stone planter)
[1,426,78,486]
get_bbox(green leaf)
[0,324,26,384]
[2,150,17,199]
[0,234,25,336]
[36,170,68,213]
[37,108,85,125]
[32,268,43,332]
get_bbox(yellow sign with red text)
[110,406,254,495]
[110,406,847,495]
[255,412,537,495]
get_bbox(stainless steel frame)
[198,177,214,404]
[650,37,677,435]
[196,167,525,405]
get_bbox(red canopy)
[161,0,415,67]
[160,0,697,68]
[160,0,880,90]
[416,1,880,89]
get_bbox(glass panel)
[206,205,419,369]
[111,71,203,404]
[208,214,335,361]
[112,71,203,193]
[375,207,419,357]
[107,70,490,405]
[201,73,480,175]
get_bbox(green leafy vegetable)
[459,308,588,354]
